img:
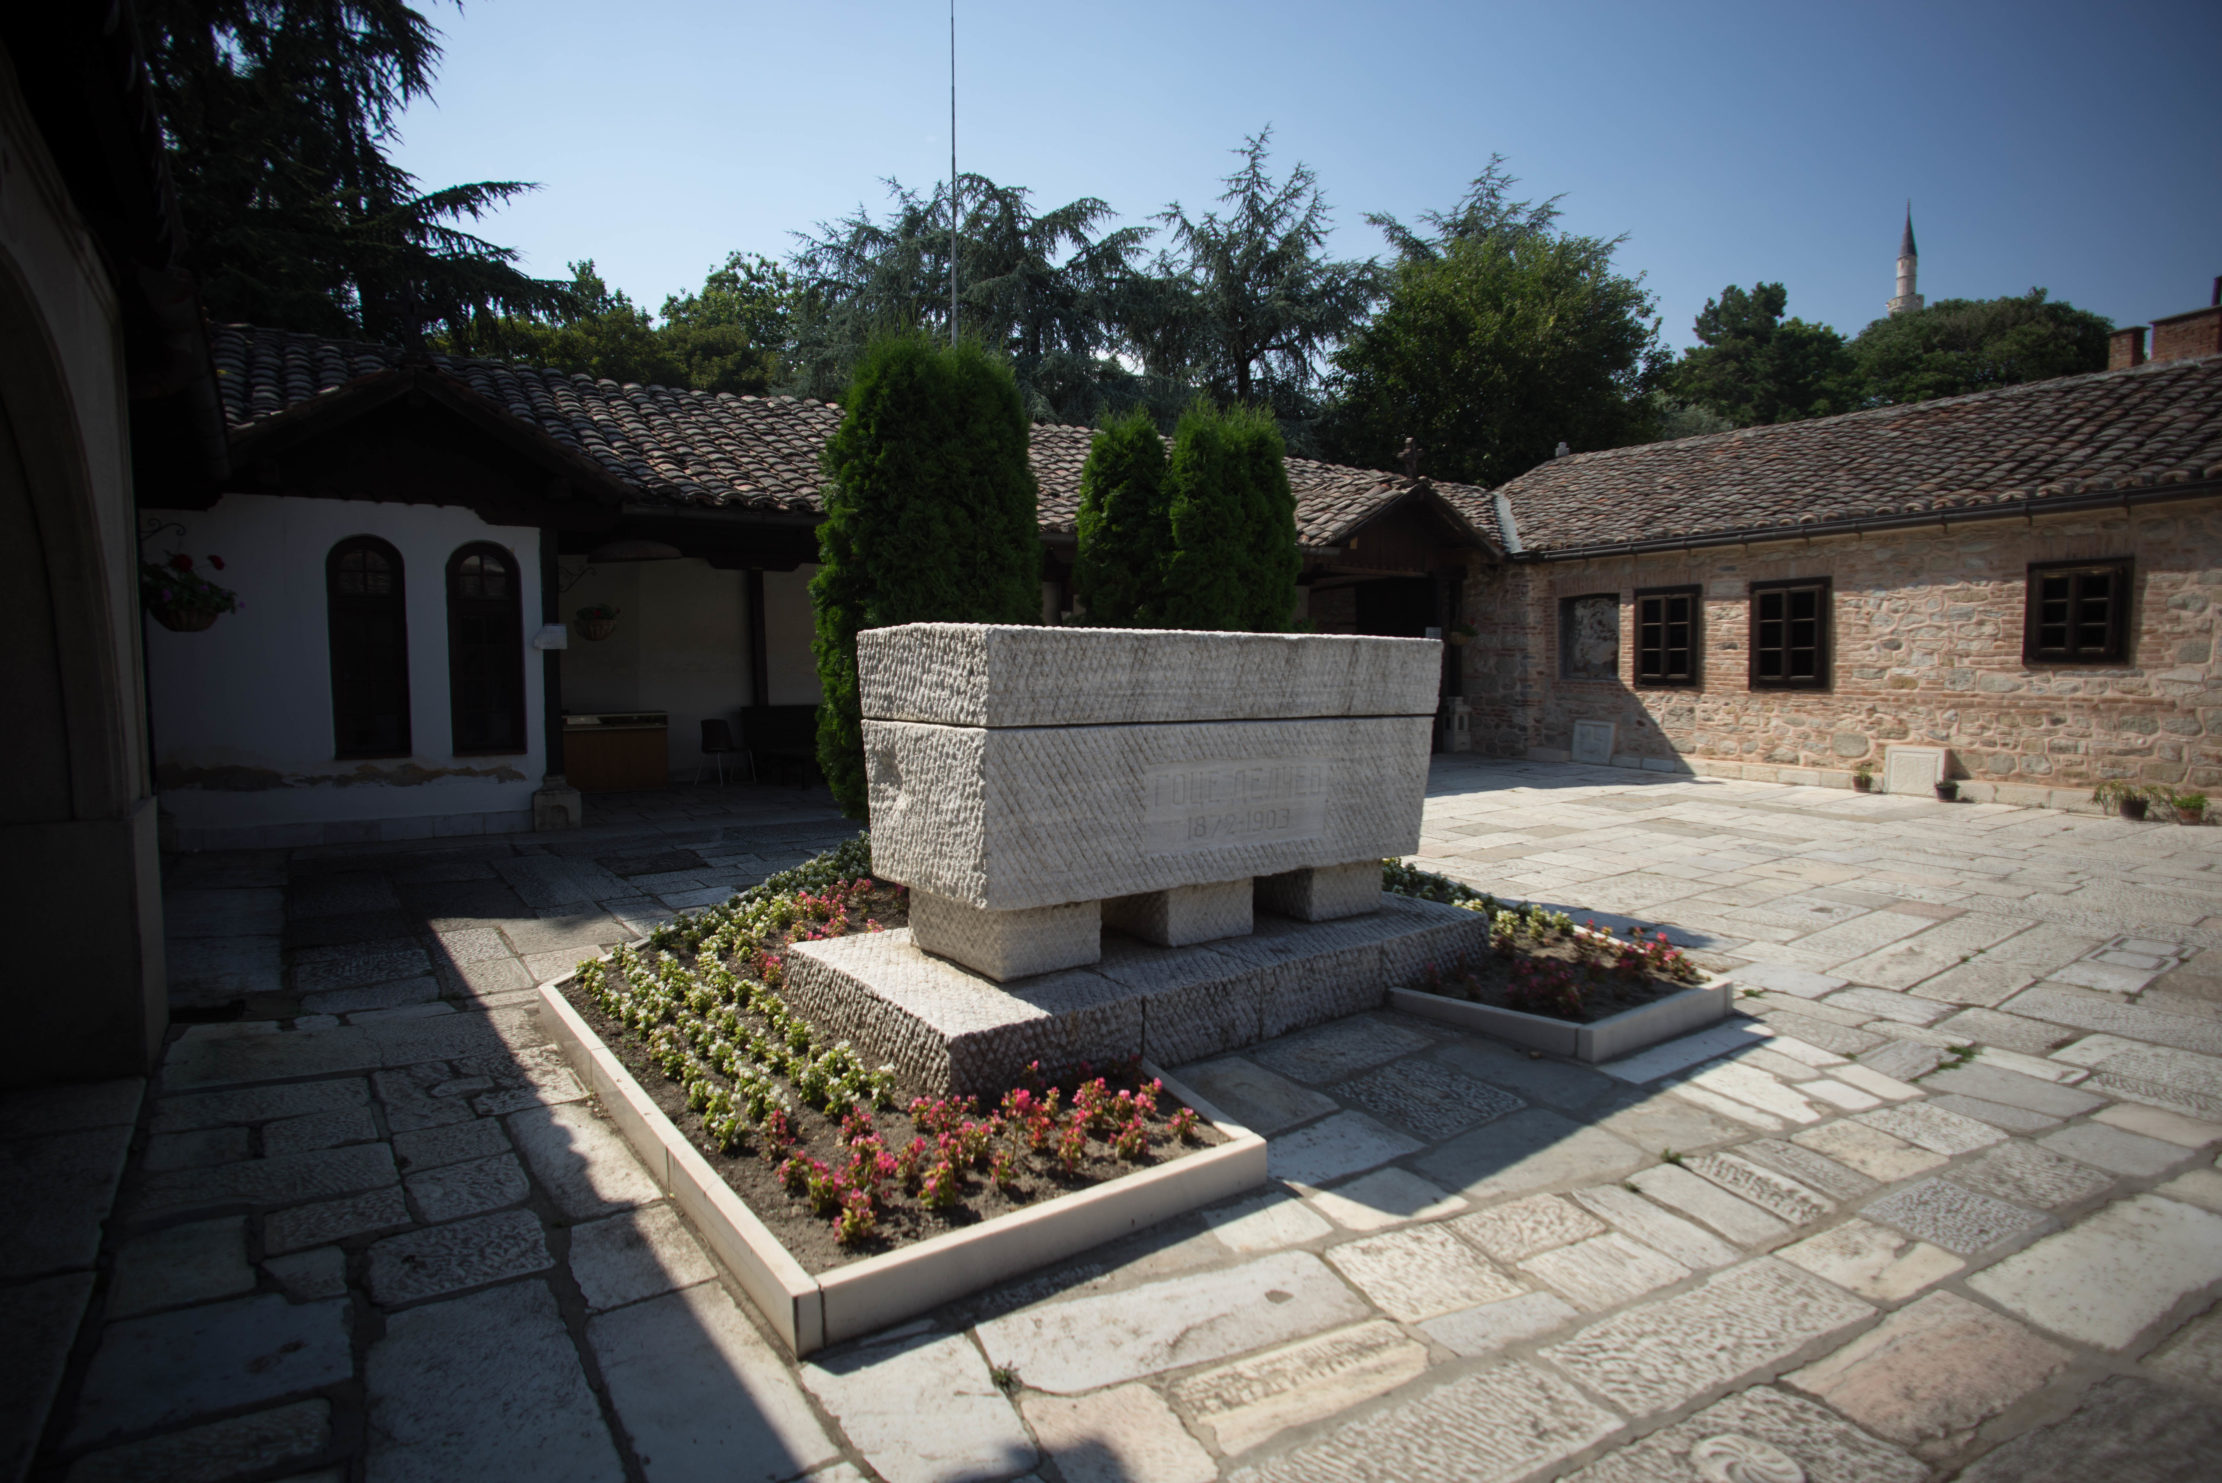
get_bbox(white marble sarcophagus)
[784,624,1487,1095]
[860,625,1441,979]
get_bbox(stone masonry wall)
[1460,498,2222,799]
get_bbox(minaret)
[1887,205,1923,317]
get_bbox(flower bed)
[1383,863,1700,1021]
[558,835,1221,1272]
[1382,862,1731,1062]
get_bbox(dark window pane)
[447,545,524,753]
[328,539,410,757]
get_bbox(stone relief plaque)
[1564,595,1620,680]
[1142,758,1328,856]
[1571,720,1616,767]
[1883,746,1946,795]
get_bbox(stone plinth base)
[1255,862,1381,922]
[533,782,583,831]
[909,891,1102,981]
[784,896,1489,1098]
[1103,880,1253,947]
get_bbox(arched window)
[327,537,411,757]
[446,542,525,754]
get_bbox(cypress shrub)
[811,337,1042,816]
[1156,401,1245,630]
[1073,406,1172,625]
[1225,404,1300,630]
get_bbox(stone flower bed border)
[1387,972,1732,1062]
[1378,863,1735,1062]
[538,978,1265,1356]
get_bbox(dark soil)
[558,948,1223,1275]
[1413,928,1705,1024]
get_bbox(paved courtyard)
[8,757,2222,1482]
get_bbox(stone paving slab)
[1542,1258,1872,1416]
[1169,1320,1428,1457]
[1227,1360,1619,1483]
[1969,1193,2222,1348]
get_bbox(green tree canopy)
[1074,407,1173,625]
[658,253,795,396]
[141,0,568,342]
[1325,161,1666,486]
[811,338,1042,816]
[1850,290,2111,405]
[1666,282,1859,427]
[442,261,682,384]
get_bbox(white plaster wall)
[764,565,823,706]
[145,493,544,834]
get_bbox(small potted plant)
[139,552,240,632]
[575,602,620,641]
[1852,761,1875,793]
[1445,622,1478,648]
[2173,790,2207,825]
[2093,779,2148,821]
[1933,777,1958,802]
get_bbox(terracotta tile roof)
[1497,354,2222,554]
[212,324,841,514]
[210,324,1500,550]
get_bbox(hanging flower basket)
[139,553,239,634]
[576,603,620,642]
[151,605,222,633]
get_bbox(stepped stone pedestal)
[790,624,1480,1093]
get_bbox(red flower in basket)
[168,553,193,572]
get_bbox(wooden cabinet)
[564,715,668,791]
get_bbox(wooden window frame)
[327,536,412,759]
[1558,592,1623,681]
[1634,585,1702,688]
[445,542,527,755]
[2023,558,2132,665]
[1748,577,1832,690]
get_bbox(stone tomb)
[786,625,1489,1095]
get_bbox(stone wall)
[1461,498,2222,798]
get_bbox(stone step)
[784,896,1488,1097]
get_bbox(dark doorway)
[1354,577,1435,638]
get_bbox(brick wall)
[1460,498,2222,795]
[2152,308,2222,365]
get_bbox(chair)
[694,718,748,785]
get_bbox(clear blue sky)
[389,0,2222,351]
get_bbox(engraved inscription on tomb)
[1142,758,1328,856]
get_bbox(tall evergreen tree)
[140,0,567,342]
[1156,403,1246,630]
[1073,408,1173,625]
[1144,130,1379,448]
[1225,406,1299,631]
[786,176,1157,424]
[811,339,1042,816]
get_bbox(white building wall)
[145,493,544,848]
[763,565,822,706]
